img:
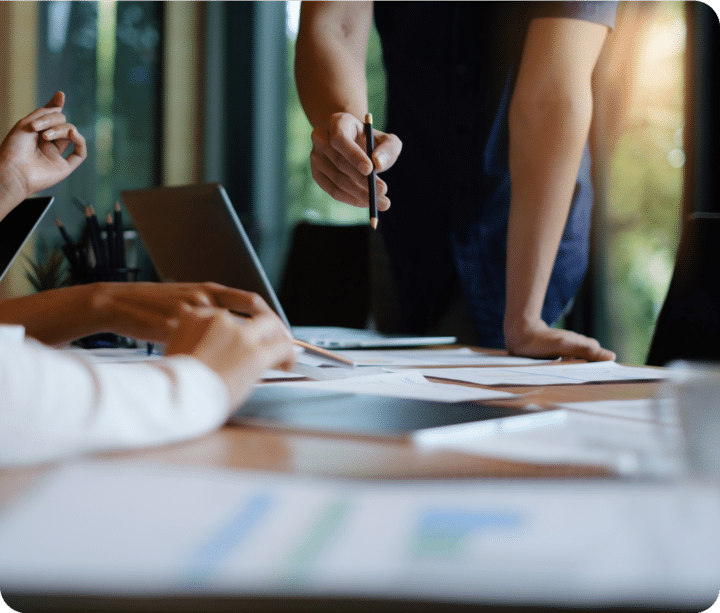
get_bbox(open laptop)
[120,183,456,349]
[0,196,54,282]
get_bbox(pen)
[364,113,378,230]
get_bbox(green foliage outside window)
[285,25,387,225]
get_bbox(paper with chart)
[0,461,718,607]
[266,370,515,402]
[412,361,673,386]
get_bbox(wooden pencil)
[364,113,378,230]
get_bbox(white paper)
[556,397,679,425]
[413,361,672,386]
[266,370,515,402]
[0,461,718,608]
[414,408,684,475]
[325,348,554,367]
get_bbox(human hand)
[504,317,616,362]
[310,112,402,209]
[165,305,296,409]
[0,91,86,216]
[89,281,288,344]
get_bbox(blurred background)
[0,1,708,364]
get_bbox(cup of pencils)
[56,197,140,349]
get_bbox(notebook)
[120,183,456,349]
[0,196,54,281]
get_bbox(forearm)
[505,16,608,334]
[0,162,28,221]
[0,284,108,345]
[506,91,593,327]
[294,1,372,126]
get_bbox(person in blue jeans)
[295,1,617,361]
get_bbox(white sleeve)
[0,338,230,466]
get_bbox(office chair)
[278,221,370,328]
[646,214,720,366]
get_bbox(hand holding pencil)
[307,111,402,213]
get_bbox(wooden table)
[2,359,686,612]
[0,373,663,511]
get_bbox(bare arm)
[0,281,286,346]
[504,17,615,361]
[295,1,401,209]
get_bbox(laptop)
[120,183,456,349]
[0,196,54,282]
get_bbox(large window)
[602,2,686,364]
[36,1,162,252]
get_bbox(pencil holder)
[57,200,139,349]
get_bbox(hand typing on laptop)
[0,93,297,465]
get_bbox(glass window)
[36,1,162,248]
[603,1,686,364]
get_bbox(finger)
[208,285,276,318]
[31,111,68,132]
[372,132,403,172]
[248,315,297,369]
[243,312,287,343]
[17,106,64,130]
[324,115,372,174]
[311,150,367,200]
[552,332,615,362]
[64,127,87,170]
[312,165,364,207]
[44,91,65,109]
[311,130,368,183]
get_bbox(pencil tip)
[114,201,121,211]
[370,217,378,230]
[55,218,62,227]
[365,113,372,124]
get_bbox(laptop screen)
[0,196,54,281]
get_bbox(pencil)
[73,195,88,214]
[114,202,127,279]
[84,206,105,269]
[55,218,78,268]
[105,213,116,269]
[292,338,356,367]
[229,309,356,367]
[364,113,378,230]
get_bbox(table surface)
[0,357,695,613]
[0,353,664,510]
